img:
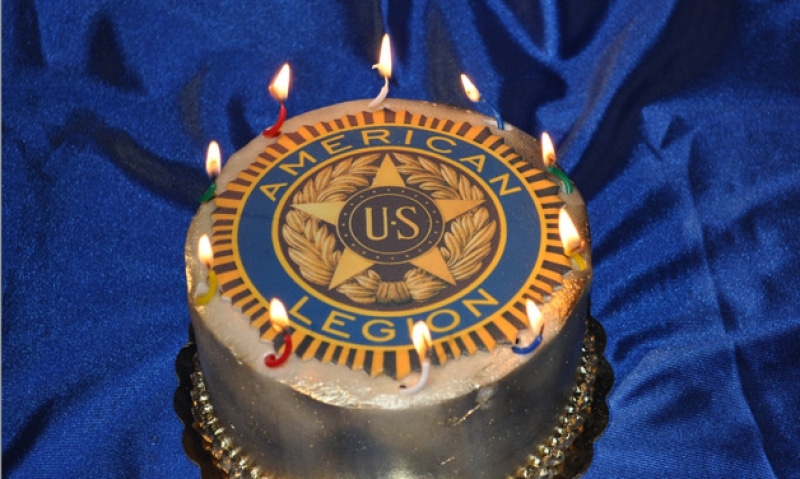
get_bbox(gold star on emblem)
[293,155,484,289]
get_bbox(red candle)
[262,63,291,138]
[264,298,293,368]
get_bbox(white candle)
[400,321,432,395]
[368,34,392,109]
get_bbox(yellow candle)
[559,208,587,271]
[195,234,218,305]
[195,270,218,306]
[568,251,586,271]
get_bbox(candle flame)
[411,321,432,360]
[198,234,213,268]
[525,299,544,333]
[460,74,481,102]
[269,298,290,332]
[374,34,392,79]
[269,63,291,101]
[205,141,221,178]
[558,208,583,254]
[541,132,556,167]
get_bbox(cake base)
[174,315,612,479]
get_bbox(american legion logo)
[210,109,571,378]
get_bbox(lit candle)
[198,140,221,203]
[368,34,392,109]
[512,300,544,354]
[264,298,293,368]
[262,63,291,138]
[195,234,218,306]
[460,73,504,130]
[541,132,573,194]
[559,208,587,271]
[400,321,432,395]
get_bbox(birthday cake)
[185,99,595,478]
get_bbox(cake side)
[188,288,588,478]
[185,99,593,478]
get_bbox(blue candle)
[460,74,505,130]
[512,300,544,354]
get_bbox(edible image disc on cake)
[211,110,571,378]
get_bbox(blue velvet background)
[3,0,800,477]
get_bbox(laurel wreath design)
[282,152,497,305]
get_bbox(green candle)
[541,132,574,194]
[199,141,221,203]
[547,166,573,194]
[198,182,216,203]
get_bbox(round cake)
[185,99,593,478]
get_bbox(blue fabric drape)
[3,1,800,477]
